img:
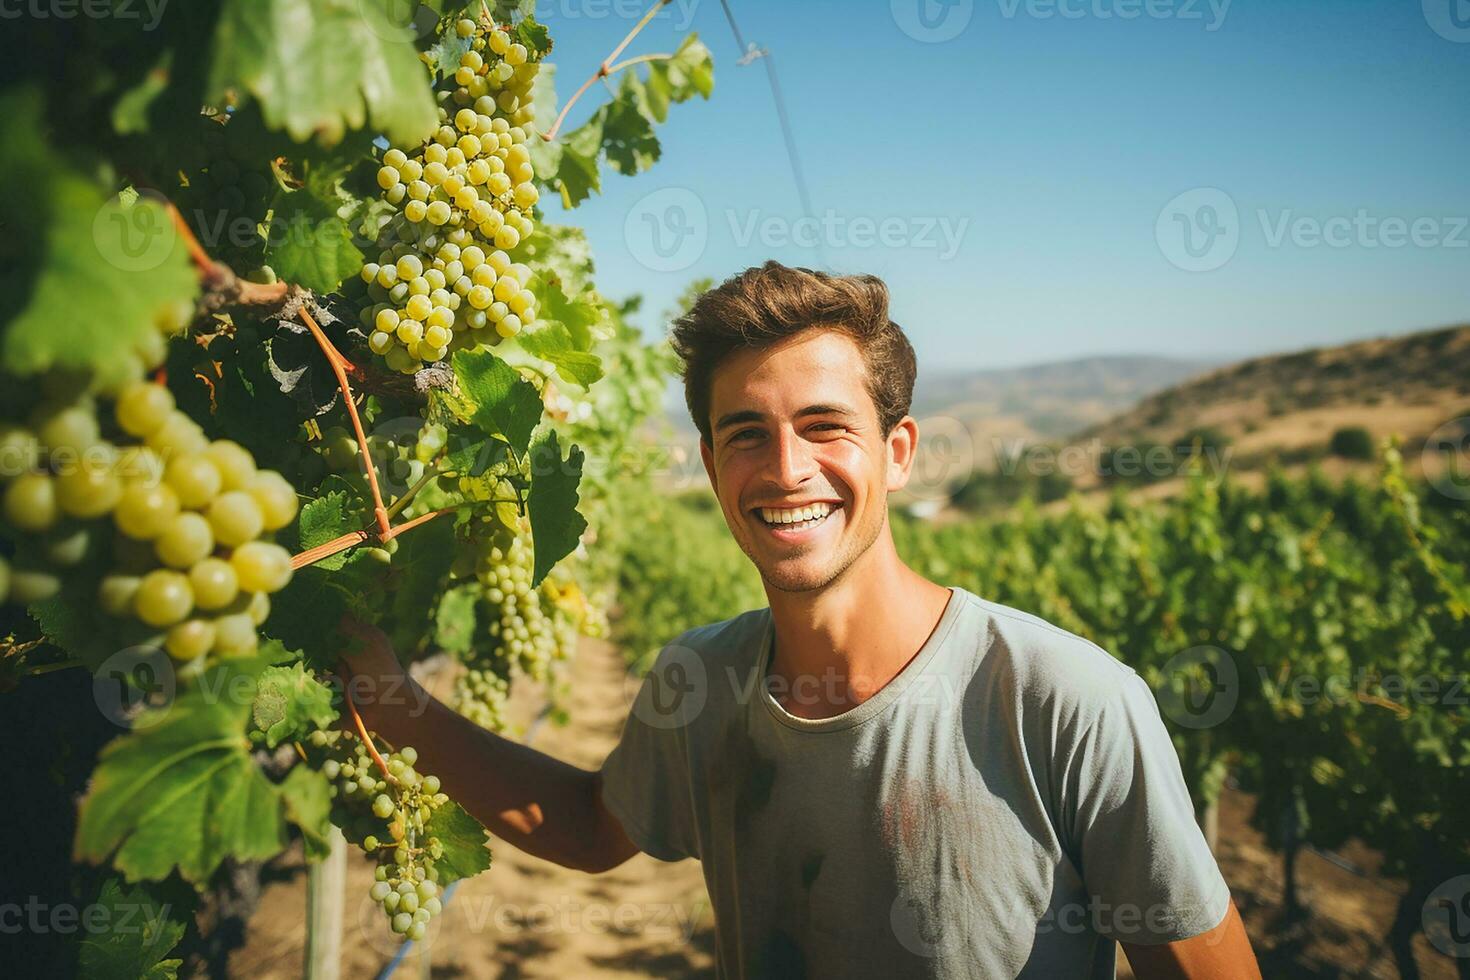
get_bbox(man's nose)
[768,427,818,488]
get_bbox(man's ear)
[886,416,920,492]
[699,436,717,494]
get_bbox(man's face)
[700,329,914,593]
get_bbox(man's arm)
[337,615,641,874]
[1122,900,1261,980]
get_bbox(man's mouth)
[753,501,841,532]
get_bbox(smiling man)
[340,262,1260,979]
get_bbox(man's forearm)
[356,674,631,874]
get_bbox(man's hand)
[329,611,640,875]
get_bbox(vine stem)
[542,0,673,141]
[297,307,392,538]
[344,685,395,781]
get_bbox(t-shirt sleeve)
[1066,670,1232,946]
[597,638,704,863]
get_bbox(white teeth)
[759,503,835,526]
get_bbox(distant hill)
[911,355,1218,447]
[1078,325,1470,450]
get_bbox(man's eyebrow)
[713,404,857,431]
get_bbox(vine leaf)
[75,647,293,884]
[520,322,603,389]
[252,662,339,748]
[0,89,197,386]
[532,271,605,350]
[280,765,335,861]
[76,878,187,980]
[451,348,543,458]
[422,801,491,884]
[383,514,456,657]
[527,428,586,586]
[264,189,364,293]
[434,582,480,656]
[296,492,358,570]
[207,0,438,149]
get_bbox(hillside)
[1076,323,1469,465]
[912,354,1217,440]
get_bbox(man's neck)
[763,532,953,720]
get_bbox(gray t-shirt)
[599,587,1230,979]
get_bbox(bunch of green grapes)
[453,663,510,732]
[357,17,543,374]
[308,731,450,942]
[180,115,273,268]
[311,418,446,507]
[0,378,297,662]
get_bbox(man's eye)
[730,429,762,443]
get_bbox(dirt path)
[231,637,717,979]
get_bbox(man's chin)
[756,556,844,594]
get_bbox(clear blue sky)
[539,0,1470,371]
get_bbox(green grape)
[43,524,90,566]
[54,460,122,518]
[246,470,298,531]
[189,557,239,609]
[154,512,213,568]
[114,481,181,539]
[98,574,142,617]
[134,568,194,626]
[211,611,258,656]
[165,618,216,661]
[4,472,57,531]
[230,541,293,592]
[207,490,265,546]
[165,453,223,508]
[11,566,61,603]
[205,440,256,491]
[36,405,100,456]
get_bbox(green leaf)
[263,189,363,293]
[297,492,359,570]
[513,15,551,57]
[383,513,456,657]
[76,879,188,980]
[75,650,290,883]
[443,423,510,478]
[598,74,662,176]
[434,582,480,656]
[208,0,438,148]
[533,273,605,350]
[423,801,491,884]
[527,428,586,586]
[280,764,335,861]
[0,89,197,386]
[519,323,603,389]
[451,349,544,458]
[252,662,339,748]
